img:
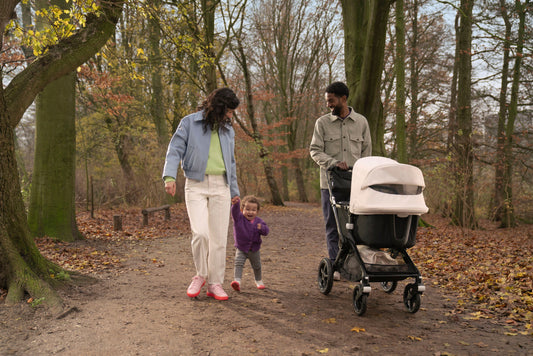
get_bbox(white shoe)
[333,271,341,281]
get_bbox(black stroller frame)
[317,167,425,316]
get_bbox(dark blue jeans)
[321,189,339,261]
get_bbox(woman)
[163,88,240,301]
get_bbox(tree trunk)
[0,98,64,309]
[448,12,459,156]
[27,0,80,242]
[395,0,407,163]
[28,72,80,241]
[341,0,366,99]
[493,0,511,222]
[114,132,136,203]
[0,0,124,308]
[201,0,217,92]
[292,157,308,202]
[230,29,284,205]
[281,166,289,201]
[452,0,476,228]
[343,0,393,156]
[500,0,526,228]
[408,0,419,160]
[148,0,168,146]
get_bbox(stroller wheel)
[352,284,368,316]
[380,281,398,294]
[317,258,334,295]
[403,283,421,313]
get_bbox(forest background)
[9,0,533,225]
[0,0,532,308]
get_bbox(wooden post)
[90,175,94,219]
[142,212,148,227]
[164,206,170,220]
[113,215,122,231]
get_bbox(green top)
[163,129,225,183]
[205,129,226,175]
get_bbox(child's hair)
[241,195,260,211]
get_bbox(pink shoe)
[231,281,241,292]
[255,280,265,290]
[186,276,205,298]
[206,284,229,301]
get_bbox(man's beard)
[331,106,342,116]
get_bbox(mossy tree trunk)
[27,0,80,243]
[341,0,394,157]
[0,0,124,309]
[0,101,64,309]
[28,71,80,242]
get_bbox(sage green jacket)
[309,108,372,189]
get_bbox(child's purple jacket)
[231,201,270,252]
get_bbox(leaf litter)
[31,205,533,337]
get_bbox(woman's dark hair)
[199,87,240,131]
[325,81,349,99]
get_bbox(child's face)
[242,202,259,221]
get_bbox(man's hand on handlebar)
[336,161,349,170]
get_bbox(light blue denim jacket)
[162,110,240,198]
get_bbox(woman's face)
[225,109,235,120]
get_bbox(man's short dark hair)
[325,82,349,98]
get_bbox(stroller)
[317,156,428,316]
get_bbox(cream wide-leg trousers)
[184,175,231,285]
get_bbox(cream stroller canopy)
[349,156,429,216]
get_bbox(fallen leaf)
[351,326,366,333]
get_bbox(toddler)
[230,195,270,291]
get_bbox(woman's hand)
[231,196,240,205]
[165,181,176,197]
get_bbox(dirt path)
[1,203,531,355]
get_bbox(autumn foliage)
[412,215,532,335]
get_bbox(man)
[310,81,372,280]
